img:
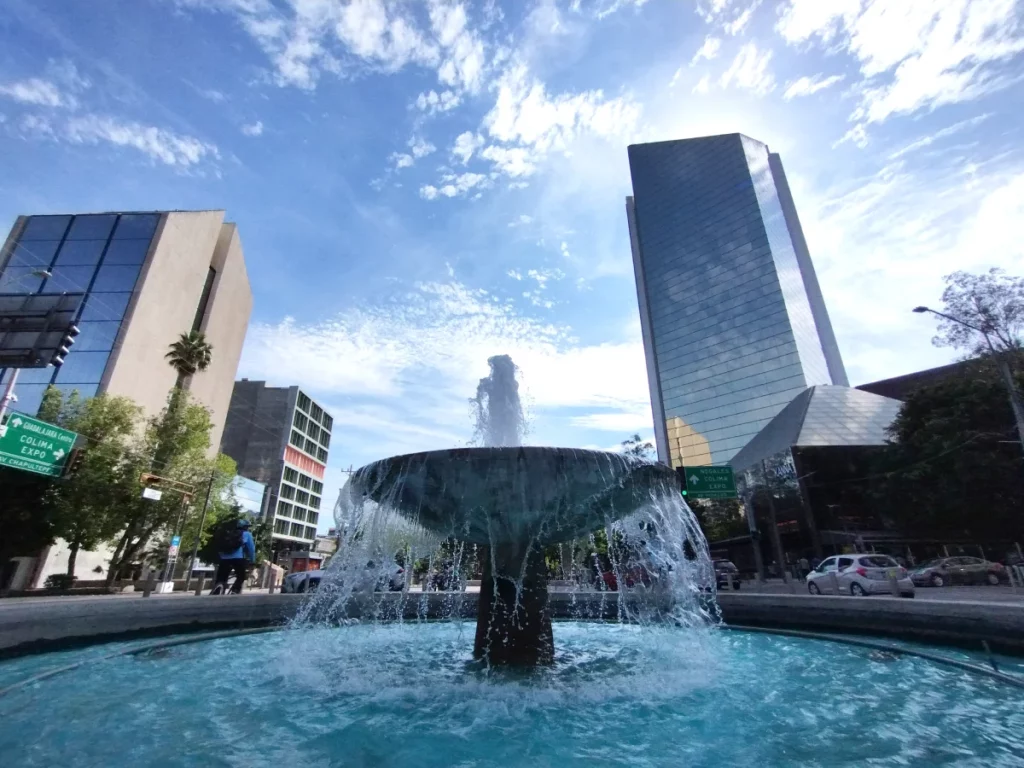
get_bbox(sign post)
[0,413,78,477]
[157,535,183,594]
[679,465,738,500]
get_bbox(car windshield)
[859,556,897,568]
[714,561,737,571]
[916,559,943,568]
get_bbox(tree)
[104,389,224,584]
[196,502,269,567]
[165,331,213,389]
[692,498,747,543]
[870,359,1024,542]
[932,269,1024,358]
[41,389,144,577]
[621,433,655,462]
[0,467,55,576]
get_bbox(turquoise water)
[1,623,1022,767]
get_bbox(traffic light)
[675,466,689,497]
[62,448,85,477]
[50,324,80,368]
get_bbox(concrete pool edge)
[2,591,1023,659]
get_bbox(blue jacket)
[220,530,255,562]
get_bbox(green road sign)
[0,413,78,477]
[681,465,737,500]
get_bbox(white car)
[806,554,914,598]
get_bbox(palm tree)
[165,331,213,389]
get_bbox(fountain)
[329,354,712,665]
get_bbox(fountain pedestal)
[474,545,553,666]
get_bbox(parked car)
[806,554,914,597]
[909,557,1007,587]
[713,560,741,589]
[282,562,405,594]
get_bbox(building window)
[113,214,159,240]
[279,483,295,500]
[54,240,106,267]
[289,522,303,538]
[277,501,293,518]
[309,495,320,510]
[274,519,288,534]
[66,214,116,241]
[292,508,306,523]
[101,239,150,265]
[298,474,312,490]
[20,215,71,241]
[297,392,311,413]
[311,480,323,495]
[309,512,319,526]
[295,490,309,506]
[306,424,320,443]
[192,266,216,332]
[79,292,132,322]
[289,430,303,448]
[319,431,331,450]
[91,264,142,293]
[293,412,308,432]
[321,413,333,431]
[316,447,328,463]
[304,438,317,455]
[283,467,298,484]
[305,526,316,540]
[53,351,110,385]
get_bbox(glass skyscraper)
[626,133,847,467]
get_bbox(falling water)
[294,355,717,662]
[472,354,525,447]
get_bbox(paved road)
[728,579,1024,603]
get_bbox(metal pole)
[0,368,19,425]
[161,495,190,586]
[743,493,765,582]
[762,460,789,584]
[184,470,216,592]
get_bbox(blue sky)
[2,0,1024,528]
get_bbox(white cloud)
[560,241,571,258]
[199,87,227,102]
[689,36,721,65]
[507,269,523,279]
[508,180,530,190]
[719,42,775,95]
[782,73,844,100]
[408,135,436,158]
[451,130,483,163]
[777,0,1024,135]
[61,114,219,167]
[414,88,462,114]
[527,267,565,289]
[420,171,489,200]
[692,74,711,94]
[429,1,487,92]
[240,279,652,437]
[723,1,759,35]
[887,114,992,160]
[241,119,264,136]
[508,214,533,227]
[0,78,68,108]
[480,145,536,177]
[391,152,415,168]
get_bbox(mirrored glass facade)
[627,134,847,467]
[0,213,159,416]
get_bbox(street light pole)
[912,306,1024,458]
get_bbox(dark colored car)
[713,560,740,589]
[909,556,1007,587]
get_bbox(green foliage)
[44,574,76,590]
[0,465,56,569]
[41,389,145,576]
[620,433,655,462]
[932,269,1024,356]
[870,360,1024,541]
[692,498,747,543]
[165,331,213,388]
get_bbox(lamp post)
[0,268,53,424]
[912,306,1024,457]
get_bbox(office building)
[220,380,333,554]
[626,133,847,467]
[0,210,252,450]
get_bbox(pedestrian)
[798,556,810,578]
[212,519,255,595]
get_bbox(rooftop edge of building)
[627,132,768,152]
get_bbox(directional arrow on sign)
[53,448,65,460]
[689,474,700,485]
[10,417,22,428]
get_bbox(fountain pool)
[1,623,1022,767]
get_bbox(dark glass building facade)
[0,213,159,415]
[627,133,847,467]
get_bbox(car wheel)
[930,574,944,588]
[986,572,1000,586]
[808,582,821,595]
[850,583,866,597]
